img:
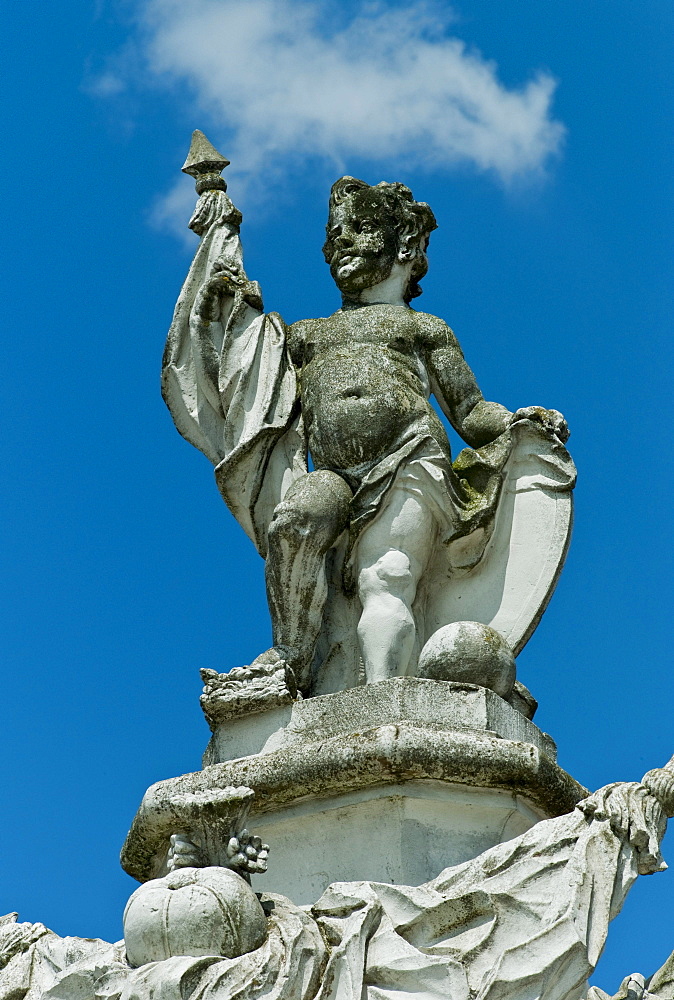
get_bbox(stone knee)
[358,549,416,605]
[268,471,352,555]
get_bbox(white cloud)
[147,173,200,245]
[133,0,564,186]
[85,70,126,97]
[107,0,565,231]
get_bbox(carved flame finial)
[182,130,230,195]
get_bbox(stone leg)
[265,470,352,691]
[356,488,436,683]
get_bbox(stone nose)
[334,230,355,249]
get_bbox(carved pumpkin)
[123,866,267,968]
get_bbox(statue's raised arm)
[162,138,576,705]
[162,131,307,555]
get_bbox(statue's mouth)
[334,253,367,273]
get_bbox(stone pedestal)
[202,675,556,765]
[248,779,547,903]
[121,679,586,902]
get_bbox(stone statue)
[162,132,576,699]
[5,756,673,1000]
[1,132,666,1000]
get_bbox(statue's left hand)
[511,406,570,444]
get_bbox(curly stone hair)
[323,176,438,303]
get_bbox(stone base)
[203,677,555,765]
[248,779,547,904]
[121,680,586,901]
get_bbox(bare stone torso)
[289,304,449,472]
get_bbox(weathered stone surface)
[6,773,671,1000]
[508,677,538,719]
[588,956,674,1000]
[122,689,585,890]
[124,784,270,884]
[203,677,555,766]
[162,148,576,700]
[649,952,674,999]
[416,622,516,697]
[8,135,673,1000]
[0,912,126,1000]
[179,679,564,901]
[123,867,267,967]
[299,781,668,1000]
[248,781,550,905]
[0,894,325,1000]
[201,660,297,729]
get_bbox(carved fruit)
[123,866,267,967]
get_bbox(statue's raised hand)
[511,405,569,443]
[193,262,245,321]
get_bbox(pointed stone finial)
[182,130,230,194]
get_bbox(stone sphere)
[123,866,267,968]
[417,621,516,698]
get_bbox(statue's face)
[325,198,399,295]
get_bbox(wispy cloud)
[99,0,565,229]
[85,70,126,97]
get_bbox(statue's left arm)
[423,316,570,446]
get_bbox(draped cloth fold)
[10,784,666,1000]
[161,201,306,557]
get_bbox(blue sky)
[1,0,673,987]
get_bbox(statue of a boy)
[163,141,574,698]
